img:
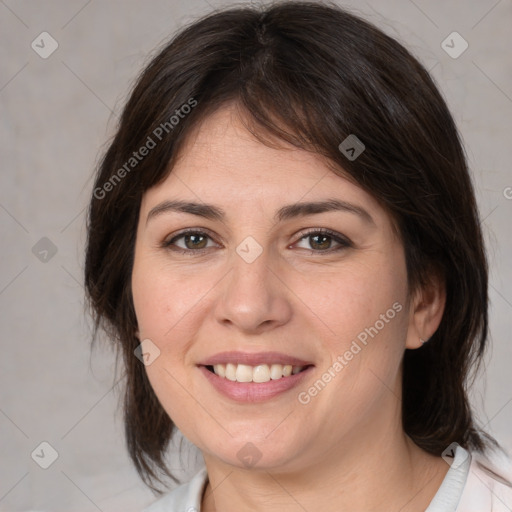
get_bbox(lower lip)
[199,365,313,403]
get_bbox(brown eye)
[182,233,208,249]
[163,230,216,253]
[309,233,332,250]
[294,229,352,253]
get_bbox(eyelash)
[161,228,352,256]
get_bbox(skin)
[131,103,448,511]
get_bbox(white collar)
[426,445,472,511]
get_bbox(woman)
[85,2,512,510]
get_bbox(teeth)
[215,363,226,378]
[212,363,305,383]
[225,363,237,381]
[253,364,271,383]
[270,364,283,380]
[235,364,253,383]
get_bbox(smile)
[198,351,314,402]
[207,363,307,383]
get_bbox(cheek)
[297,253,408,347]
[295,248,409,408]
[131,258,211,437]
[132,258,201,339]
[320,253,408,393]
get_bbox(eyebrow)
[146,198,375,225]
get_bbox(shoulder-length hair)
[85,1,492,492]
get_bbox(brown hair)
[85,1,493,492]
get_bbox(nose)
[214,248,293,335]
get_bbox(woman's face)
[132,104,417,472]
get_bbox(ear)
[406,269,446,349]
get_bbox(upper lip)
[199,351,314,367]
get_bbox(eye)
[162,228,351,255]
[294,229,352,253]
[162,229,218,253]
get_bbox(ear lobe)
[405,270,446,350]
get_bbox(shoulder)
[142,467,208,512]
[457,448,512,511]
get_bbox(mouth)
[198,351,314,402]
[204,363,310,383]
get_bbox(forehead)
[174,106,331,182]
[141,104,383,218]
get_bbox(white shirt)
[143,446,512,511]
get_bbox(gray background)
[1,0,511,510]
